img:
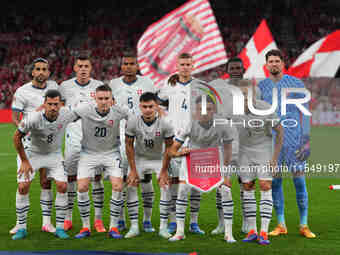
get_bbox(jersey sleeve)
[73,103,90,118]
[18,112,38,134]
[174,124,190,144]
[222,126,234,144]
[58,82,67,103]
[125,116,137,138]
[162,119,175,139]
[12,89,26,112]
[157,82,170,101]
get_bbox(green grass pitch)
[1,124,340,254]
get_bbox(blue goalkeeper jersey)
[258,74,310,147]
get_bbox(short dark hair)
[96,84,112,93]
[140,92,157,103]
[265,49,284,62]
[226,57,244,71]
[178,52,192,59]
[75,52,91,62]
[31,57,49,74]
[122,50,137,59]
[44,89,61,102]
[195,94,215,105]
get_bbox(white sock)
[215,189,224,227]
[91,179,104,220]
[16,192,29,229]
[141,181,154,222]
[78,191,90,229]
[243,190,257,233]
[40,189,52,226]
[120,187,127,222]
[260,189,273,233]
[66,181,76,221]
[110,191,123,229]
[55,192,68,229]
[190,188,201,224]
[220,185,233,238]
[127,186,139,228]
[160,185,171,229]
[175,183,190,236]
[169,183,178,223]
[240,184,246,230]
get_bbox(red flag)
[288,30,340,78]
[239,19,278,79]
[137,0,227,87]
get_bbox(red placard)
[185,147,224,193]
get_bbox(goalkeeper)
[257,49,315,238]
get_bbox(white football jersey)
[12,80,59,118]
[175,117,233,149]
[109,75,156,115]
[59,78,103,140]
[125,115,174,160]
[231,99,278,153]
[18,107,75,154]
[59,78,103,110]
[73,103,129,154]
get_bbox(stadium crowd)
[0,0,339,108]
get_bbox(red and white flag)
[137,0,227,87]
[288,30,340,78]
[239,19,278,79]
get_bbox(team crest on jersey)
[155,131,161,137]
[108,120,114,126]
[58,124,63,130]
[137,89,143,95]
[90,92,96,98]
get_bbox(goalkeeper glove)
[295,135,310,161]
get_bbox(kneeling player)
[168,96,235,242]
[233,80,283,245]
[125,92,174,238]
[72,85,129,239]
[12,90,74,240]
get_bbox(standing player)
[59,53,105,232]
[124,92,174,239]
[72,85,129,239]
[11,58,59,234]
[231,80,283,245]
[209,57,249,235]
[12,90,74,240]
[109,52,156,232]
[167,96,234,242]
[258,49,315,238]
[158,52,205,235]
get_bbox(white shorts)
[128,157,162,179]
[238,149,273,183]
[77,151,123,180]
[119,120,129,170]
[64,123,102,177]
[17,151,66,183]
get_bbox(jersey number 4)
[181,99,188,110]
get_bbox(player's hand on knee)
[127,171,139,187]
[158,172,170,188]
[19,160,33,181]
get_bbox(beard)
[34,75,47,84]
